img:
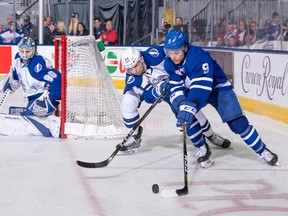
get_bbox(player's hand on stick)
[176,101,197,129]
[153,81,170,98]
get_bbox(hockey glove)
[152,81,171,98]
[0,70,20,94]
[28,91,59,117]
[176,101,197,129]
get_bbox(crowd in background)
[1,10,288,49]
[155,12,288,49]
[0,12,118,45]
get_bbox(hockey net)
[54,35,127,139]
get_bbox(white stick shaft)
[0,90,10,111]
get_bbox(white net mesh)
[58,36,126,139]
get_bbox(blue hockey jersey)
[164,44,232,110]
[12,53,61,101]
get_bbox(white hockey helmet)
[18,37,36,65]
[122,47,141,70]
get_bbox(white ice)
[0,93,288,216]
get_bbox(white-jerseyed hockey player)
[161,30,278,167]
[119,46,231,158]
[0,37,61,137]
[0,37,61,116]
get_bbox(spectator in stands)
[6,13,21,29]
[93,17,106,40]
[44,22,58,44]
[246,29,257,47]
[236,18,247,46]
[56,20,66,36]
[21,15,39,43]
[224,20,237,46]
[215,36,225,47]
[43,16,53,37]
[271,12,281,40]
[174,17,188,35]
[68,12,79,36]
[76,22,89,36]
[227,35,237,47]
[216,18,227,42]
[0,21,23,44]
[249,21,259,40]
[154,22,171,45]
[101,20,118,45]
[259,19,273,40]
[281,19,288,41]
[6,14,14,25]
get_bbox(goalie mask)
[18,37,36,65]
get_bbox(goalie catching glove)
[27,91,59,117]
[176,101,197,129]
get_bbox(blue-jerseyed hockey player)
[0,37,61,118]
[119,46,231,157]
[161,30,278,167]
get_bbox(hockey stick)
[0,90,10,112]
[76,89,167,168]
[160,123,188,198]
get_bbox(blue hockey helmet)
[18,37,36,65]
[164,30,188,51]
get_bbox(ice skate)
[117,126,143,153]
[207,133,231,148]
[196,143,214,168]
[260,148,279,166]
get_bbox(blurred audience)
[68,12,79,36]
[0,21,23,44]
[154,21,171,44]
[236,19,247,46]
[101,20,118,45]
[93,17,106,40]
[76,22,89,36]
[21,15,39,43]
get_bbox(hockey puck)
[152,184,159,194]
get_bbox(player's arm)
[186,60,214,110]
[0,67,20,94]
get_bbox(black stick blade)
[76,147,120,168]
[76,159,110,168]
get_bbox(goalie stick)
[0,90,10,112]
[76,89,167,168]
[160,123,188,198]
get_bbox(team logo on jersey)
[34,63,43,73]
[127,76,135,84]
[148,48,159,57]
[175,68,185,76]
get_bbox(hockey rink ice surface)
[0,99,288,216]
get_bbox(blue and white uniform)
[165,44,266,154]
[12,52,61,115]
[121,46,216,141]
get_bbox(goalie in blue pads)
[0,37,61,138]
[0,37,61,117]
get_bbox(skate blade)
[117,148,138,156]
[200,158,214,168]
[274,162,281,167]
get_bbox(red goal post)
[54,35,126,139]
